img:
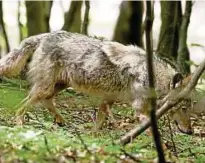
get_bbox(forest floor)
[0,79,205,163]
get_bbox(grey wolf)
[0,30,192,134]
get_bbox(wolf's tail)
[0,33,48,77]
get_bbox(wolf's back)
[0,33,49,77]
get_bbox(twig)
[74,128,92,155]
[167,116,177,156]
[145,1,166,162]
[44,136,51,153]
[177,0,192,75]
[188,148,197,158]
[117,58,205,145]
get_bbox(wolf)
[0,30,193,134]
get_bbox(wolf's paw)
[53,116,66,127]
[139,114,148,122]
[91,127,102,137]
[134,114,148,123]
[13,116,25,125]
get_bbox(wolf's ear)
[101,42,128,57]
[170,72,184,89]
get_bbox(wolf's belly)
[70,81,119,98]
[59,64,133,101]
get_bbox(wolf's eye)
[181,107,187,112]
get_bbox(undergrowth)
[0,79,205,162]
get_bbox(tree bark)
[113,1,144,47]
[145,2,166,162]
[62,1,82,33]
[157,1,182,60]
[81,0,90,35]
[177,1,192,75]
[44,1,53,32]
[25,1,47,36]
[18,1,23,42]
[0,1,10,53]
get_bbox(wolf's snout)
[175,120,193,135]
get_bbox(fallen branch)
[118,58,205,145]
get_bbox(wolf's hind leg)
[14,83,63,125]
[42,98,65,126]
[93,101,114,132]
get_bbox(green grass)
[0,80,205,162]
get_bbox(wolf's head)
[169,101,193,135]
[169,73,193,135]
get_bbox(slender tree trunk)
[0,1,10,53]
[145,1,166,162]
[62,1,82,33]
[157,1,182,60]
[177,1,192,75]
[113,1,144,48]
[25,1,47,36]
[18,1,23,42]
[81,0,90,35]
[44,1,53,32]
[130,1,144,47]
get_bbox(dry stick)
[118,58,205,146]
[145,2,166,162]
[44,136,51,153]
[81,0,90,35]
[167,116,177,156]
[75,129,92,155]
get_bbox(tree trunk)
[0,1,10,53]
[44,1,53,32]
[62,1,82,33]
[157,1,182,60]
[18,1,23,42]
[81,0,90,35]
[177,1,192,75]
[25,1,47,36]
[113,1,144,48]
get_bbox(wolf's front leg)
[15,106,27,125]
[14,96,37,125]
[42,99,65,126]
[132,98,149,123]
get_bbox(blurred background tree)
[0,1,9,54]
[62,1,82,33]
[25,1,48,36]
[113,1,144,48]
[157,1,182,60]
[157,1,192,75]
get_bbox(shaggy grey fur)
[0,30,192,134]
